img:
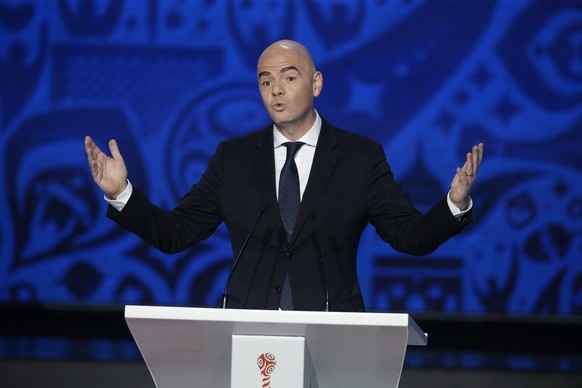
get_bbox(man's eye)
[287,76,296,82]
[261,81,271,87]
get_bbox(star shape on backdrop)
[469,63,493,90]
[344,77,386,120]
[492,93,522,126]
[433,107,458,134]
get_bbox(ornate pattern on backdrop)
[0,0,581,317]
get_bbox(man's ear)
[313,71,323,97]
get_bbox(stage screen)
[1,0,581,318]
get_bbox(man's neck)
[275,111,317,141]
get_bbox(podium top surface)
[125,305,427,346]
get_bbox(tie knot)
[283,142,304,161]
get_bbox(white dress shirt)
[273,111,321,201]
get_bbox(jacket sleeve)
[366,142,470,256]
[106,143,225,254]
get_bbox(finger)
[108,139,123,160]
[473,143,483,160]
[465,143,483,174]
[456,166,470,184]
[456,167,465,180]
[84,138,102,180]
[85,136,100,164]
[472,143,484,173]
[464,152,474,176]
[84,136,94,155]
[86,136,105,157]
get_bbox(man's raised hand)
[84,136,128,199]
[449,143,484,211]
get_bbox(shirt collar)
[273,110,321,148]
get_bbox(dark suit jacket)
[108,118,470,311]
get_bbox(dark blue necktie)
[278,141,304,309]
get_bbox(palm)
[450,173,468,204]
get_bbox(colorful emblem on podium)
[257,352,277,387]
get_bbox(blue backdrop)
[1,0,581,317]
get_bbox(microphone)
[311,212,330,312]
[222,203,269,309]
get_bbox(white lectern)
[125,306,427,388]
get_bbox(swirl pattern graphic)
[0,1,581,322]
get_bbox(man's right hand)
[84,136,128,199]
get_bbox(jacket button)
[286,251,294,260]
[274,287,282,294]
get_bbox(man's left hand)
[450,143,484,211]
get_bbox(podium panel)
[232,335,309,388]
[125,306,427,388]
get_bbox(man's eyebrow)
[281,66,300,74]
[258,66,300,78]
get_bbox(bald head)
[258,40,316,73]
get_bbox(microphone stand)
[222,205,267,309]
[312,212,330,312]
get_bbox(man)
[85,40,483,312]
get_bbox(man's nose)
[271,81,284,96]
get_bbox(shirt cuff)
[447,190,472,218]
[104,180,133,212]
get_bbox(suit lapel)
[251,126,286,240]
[291,120,339,244]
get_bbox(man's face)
[257,44,322,136]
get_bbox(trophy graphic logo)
[257,352,277,387]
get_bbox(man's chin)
[269,112,292,126]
